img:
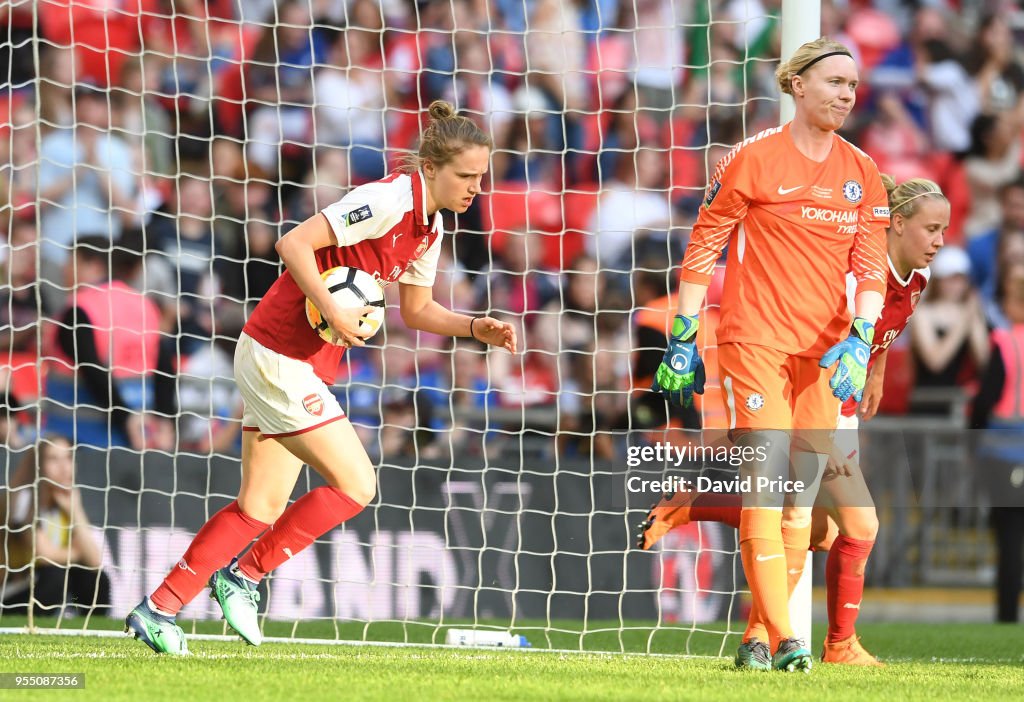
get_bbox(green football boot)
[209,560,263,646]
[125,599,189,655]
[734,639,771,670]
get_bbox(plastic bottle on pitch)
[445,629,531,648]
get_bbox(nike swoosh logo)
[777,185,803,195]
[755,553,784,562]
[842,602,861,609]
[788,568,803,575]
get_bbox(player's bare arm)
[398,283,517,353]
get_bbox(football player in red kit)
[640,176,949,666]
[126,101,516,654]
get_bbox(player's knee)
[238,495,288,524]
[346,479,376,508]
[328,464,376,507]
[782,508,813,531]
[843,510,878,542]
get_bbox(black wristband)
[470,316,483,341]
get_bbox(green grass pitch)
[0,619,1021,701]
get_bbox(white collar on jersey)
[887,255,928,287]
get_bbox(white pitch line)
[0,628,706,660]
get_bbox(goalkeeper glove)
[652,314,705,407]
[819,318,875,403]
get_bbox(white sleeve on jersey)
[321,178,409,247]
[399,230,443,287]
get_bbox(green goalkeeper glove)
[652,314,705,407]
[819,317,875,403]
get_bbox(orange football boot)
[821,635,884,666]
[635,490,698,550]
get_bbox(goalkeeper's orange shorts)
[717,342,840,453]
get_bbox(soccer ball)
[305,266,386,345]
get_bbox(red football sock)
[150,501,269,615]
[236,486,363,581]
[691,493,742,528]
[825,535,874,643]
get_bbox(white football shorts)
[235,332,346,438]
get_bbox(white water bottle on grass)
[445,629,531,648]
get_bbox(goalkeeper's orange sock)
[783,523,812,595]
[150,500,269,615]
[739,508,792,651]
[825,535,874,642]
[743,597,769,644]
[236,486,363,581]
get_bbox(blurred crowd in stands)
[0,0,1023,465]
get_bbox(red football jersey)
[841,259,929,417]
[244,171,443,383]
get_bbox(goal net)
[0,0,786,653]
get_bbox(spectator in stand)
[419,0,470,104]
[483,229,556,340]
[623,0,687,127]
[586,147,673,285]
[1,101,38,217]
[532,253,601,445]
[0,435,110,617]
[501,85,562,187]
[453,33,515,165]
[916,38,979,156]
[971,259,1024,623]
[0,214,40,354]
[565,290,631,459]
[213,159,279,304]
[963,13,1024,115]
[287,147,350,224]
[177,301,246,456]
[145,175,228,350]
[37,46,76,130]
[143,0,215,123]
[533,253,599,376]
[312,21,388,183]
[910,245,990,414]
[113,53,175,179]
[963,109,1024,239]
[0,382,30,451]
[41,239,176,451]
[38,0,146,87]
[37,81,139,314]
[981,231,1024,329]
[968,177,1024,306]
[377,326,443,460]
[525,0,587,178]
[861,89,931,182]
[243,0,328,179]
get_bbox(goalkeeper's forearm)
[674,281,710,318]
[852,289,884,325]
